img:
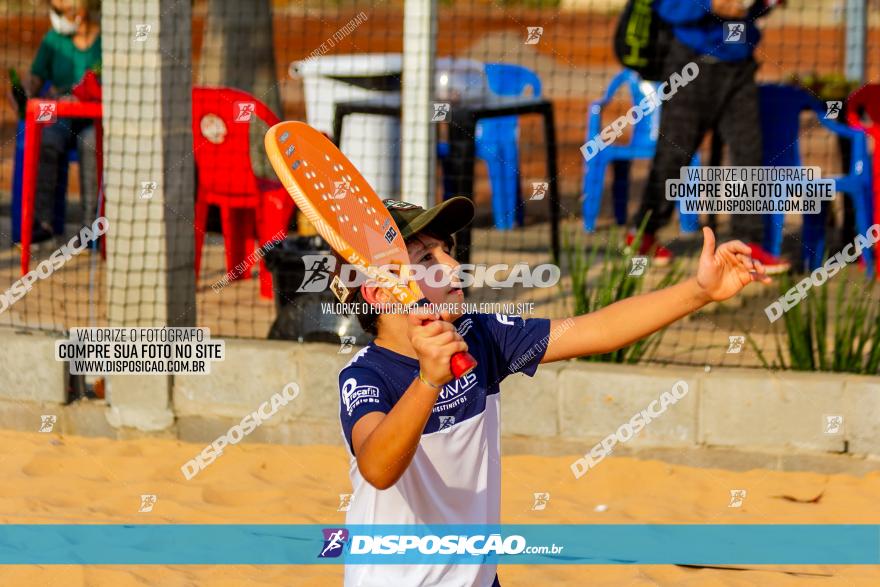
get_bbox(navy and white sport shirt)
[338,312,551,587]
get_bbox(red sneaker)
[625,231,673,266]
[747,242,791,275]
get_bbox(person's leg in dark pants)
[34,119,75,241]
[715,60,790,272]
[634,88,708,235]
[75,121,99,225]
[716,60,764,244]
[632,41,711,239]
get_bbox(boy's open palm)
[696,227,771,302]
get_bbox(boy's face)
[406,232,464,307]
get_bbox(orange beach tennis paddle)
[264,121,477,379]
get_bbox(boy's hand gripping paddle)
[264,121,477,379]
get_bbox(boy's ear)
[360,283,377,305]
[361,282,391,306]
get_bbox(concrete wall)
[1,327,878,473]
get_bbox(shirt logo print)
[341,377,380,416]
[434,371,478,412]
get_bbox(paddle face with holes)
[264,121,476,378]
[264,121,420,304]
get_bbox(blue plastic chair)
[758,84,874,275]
[581,69,700,233]
[439,62,541,230]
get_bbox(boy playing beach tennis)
[337,197,769,586]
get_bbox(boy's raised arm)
[542,228,770,363]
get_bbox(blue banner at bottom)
[0,525,876,565]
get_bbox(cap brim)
[401,196,474,240]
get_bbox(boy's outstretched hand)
[541,227,773,363]
[696,227,771,302]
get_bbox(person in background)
[629,0,790,274]
[21,0,101,244]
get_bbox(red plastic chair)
[846,84,880,275]
[192,87,294,298]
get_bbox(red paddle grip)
[450,350,478,379]
[416,298,479,380]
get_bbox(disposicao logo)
[319,528,349,558]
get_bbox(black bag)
[613,0,673,81]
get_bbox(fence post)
[102,0,195,431]
[844,0,866,82]
[401,0,438,209]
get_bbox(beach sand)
[1,429,878,586]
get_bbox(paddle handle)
[415,298,477,380]
[450,350,478,379]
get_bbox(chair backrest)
[846,83,880,137]
[759,83,869,182]
[757,84,818,167]
[484,63,542,98]
[478,63,542,144]
[597,69,659,150]
[191,86,281,196]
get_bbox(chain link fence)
[0,0,877,369]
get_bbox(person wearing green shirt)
[23,0,101,244]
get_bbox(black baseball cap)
[382,197,474,240]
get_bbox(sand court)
[0,429,878,585]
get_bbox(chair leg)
[255,204,273,299]
[505,141,524,228]
[439,155,455,201]
[12,121,24,243]
[850,187,875,278]
[53,152,69,236]
[489,159,511,230]
[257,194,294,299]
[516,181,525,227]
[220,206,256,280]
[194,197,209,281]
[482,149,514,230]
[678,154,701,233]
[610,160,630,227]
[582,154,610,232]
[873,161,880,278]
[763,213,784,258]
[801,203,827,272]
